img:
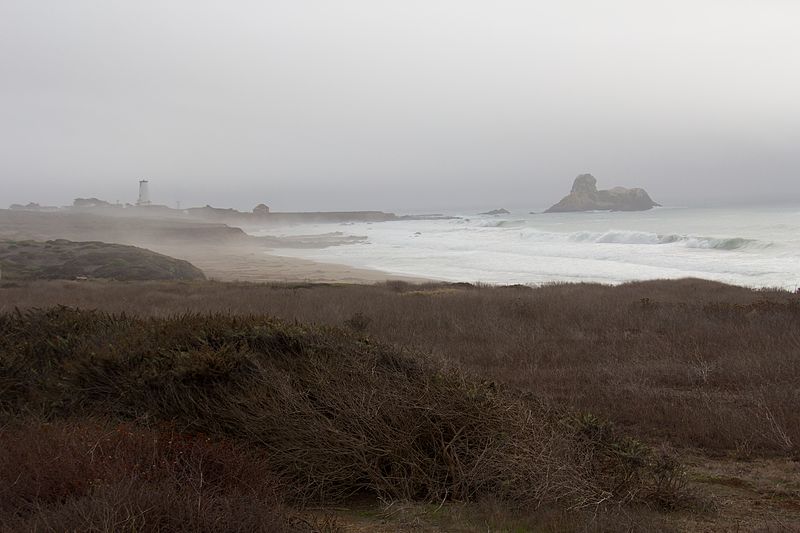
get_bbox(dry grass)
[334,497,681,532]
[2,278,797,457]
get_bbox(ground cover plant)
[0,307,684,531]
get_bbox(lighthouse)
[137,180,151,206]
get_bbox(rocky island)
[545,174,659,213]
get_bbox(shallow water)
[253,206,800,289]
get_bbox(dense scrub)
[0,420,329,532]
[3,278,797,457]
[0,308,683,520]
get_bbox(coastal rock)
[545,174,659,213]
[480,208,510,215]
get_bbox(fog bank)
[2,1,799,211]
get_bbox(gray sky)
[2,0,799,212]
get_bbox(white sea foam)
[563,230,768,250]
[253,206,800,290]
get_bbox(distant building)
[137,180,151,206]
[186,205,239,219]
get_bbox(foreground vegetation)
[1,308,684,531]
[1,278,798,531]
[4,278,797,456]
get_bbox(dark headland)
[0,239,205,281]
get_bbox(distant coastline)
[0,208,426,284]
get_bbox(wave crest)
[566,230,766,250]
[476,219,527,228]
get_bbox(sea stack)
[545,174,659,213]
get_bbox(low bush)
[0,307,684,512]
[0,419,331,532]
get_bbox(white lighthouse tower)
[137,180,151,206]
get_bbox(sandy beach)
[151,243,425,284]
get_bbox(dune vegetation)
[1,307,686,531]
[1,278,798,531]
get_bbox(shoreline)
[0,208,427,284]
[3,207,798,289]
[149,243,428,284]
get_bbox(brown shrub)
[0,308,683,511]
[1,278,796,456]
[0,419,331,532]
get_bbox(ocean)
[254,206,800,290]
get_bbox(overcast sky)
[1,0,799,212]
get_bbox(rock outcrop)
[545,174,659,213]
[480,208,510,216]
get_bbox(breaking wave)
[476,219,528,228]
[566,230,768,250]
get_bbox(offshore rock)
[546,174,659,213]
